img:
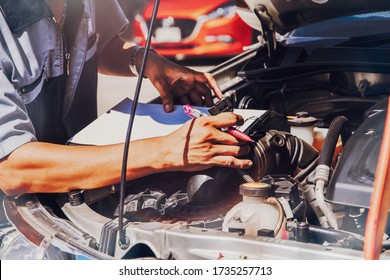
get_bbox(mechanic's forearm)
[0,140,169,196]
[0,114,252,195]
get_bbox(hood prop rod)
[117,0,160,250]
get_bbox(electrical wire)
[364,97,390,260]
[118,0,160,248]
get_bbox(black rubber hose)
[308,224,355,239]
[318,116,352,167]
[308,224,364,249]
[292,222,364,249]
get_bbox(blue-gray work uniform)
[0,0,128,160]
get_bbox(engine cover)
[326,98,387,208]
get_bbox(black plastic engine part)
[327,98,387,208]
[259,175,305,221]
[208,96,234,115]
[248,130,319,181]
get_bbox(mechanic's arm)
[97,35,222,112]
[0,113,252,196]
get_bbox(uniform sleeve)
[0,70,36,160]
[95,0,129,54]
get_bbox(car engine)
[2,5,390,260]
[3,60,389,259]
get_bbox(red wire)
[364,98,390,260]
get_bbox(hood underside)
[238,0,390,34]
[143,0,230,19]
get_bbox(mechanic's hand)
[160,112,253,171]
[146,52,223,112]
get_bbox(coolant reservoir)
[222,182,283,237]
[288,111,317,145]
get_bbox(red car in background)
[132,0,256,60]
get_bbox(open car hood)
[237,0,390,34]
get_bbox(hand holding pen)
[183,104,254,143]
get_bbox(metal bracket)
[253,5,277,67]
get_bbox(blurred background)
[98,0,256,115]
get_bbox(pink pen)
[183,104,254,143]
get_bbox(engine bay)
[13,64,388,259]
[3,16,390,260]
